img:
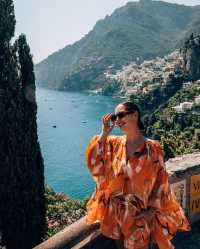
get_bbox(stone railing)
[166,152,200,223]
[33,152,200,249]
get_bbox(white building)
[172,101,194,113]
[180,102,194,110]
[172,105,183,113]
[195,96,200,105]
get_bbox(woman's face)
[114,104,139,132]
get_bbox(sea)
[36,87,121,199]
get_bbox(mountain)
[35,0,200,93]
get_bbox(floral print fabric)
[85,135,191,249]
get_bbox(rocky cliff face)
[182,34,200,80]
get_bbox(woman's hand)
[98,113,115,144]
[101,113,115,136]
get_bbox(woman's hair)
[121,101,144,130]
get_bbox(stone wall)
[167,152,200,223]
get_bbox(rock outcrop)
[182,33,200,80]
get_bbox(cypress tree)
[0,0,15,42]
[0,1,46,249]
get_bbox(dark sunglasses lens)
[116,111,134,120]
[111,114,116,121]
[117,113,125,119]
[114,112,126,120]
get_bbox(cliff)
[182,33,200,80]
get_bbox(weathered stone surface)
[182,34,200,80]
[167,152,200,176]
[33,217,99,249]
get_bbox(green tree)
[0,2,46,249]
[0,0,15,42]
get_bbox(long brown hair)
[121,101,144,130]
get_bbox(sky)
[14,0,200,64]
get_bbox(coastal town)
[105,50,184,96]
[104,50,200,114]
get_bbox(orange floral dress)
[85,135,191,249]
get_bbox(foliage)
[142,81,200,160]
[0,2,46,249]
[0,0,16,42]
[45,185,88,238]
[131,74,183,115]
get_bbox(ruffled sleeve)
[85,135,119,225]
[85,135,116,188]
[148,141,191,249]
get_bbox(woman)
[85,101,190,249]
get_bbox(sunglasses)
[110,111,135,122]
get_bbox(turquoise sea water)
[36,87,121,199]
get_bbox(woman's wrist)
[99,131,109,144]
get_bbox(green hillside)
[142,81,200,159]
[35,0,200,92]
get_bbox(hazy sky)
[14,0,200,63]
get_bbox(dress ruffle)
[85,135,191,249]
